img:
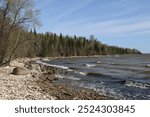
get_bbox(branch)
[11,0,27,27]
[0,1,10,36]
[0,37,32,66]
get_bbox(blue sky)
[34,0,150,53]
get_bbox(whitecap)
[85,64,96,67]
[97,61,101,64]
[79,72,87,76]
[146,64,150,67]
[36,60,69,70]
[54,74,80,80]
[125,80,150,89]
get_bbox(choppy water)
[41,54,150,100]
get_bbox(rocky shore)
[0,58,112,100]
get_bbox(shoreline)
[0,57,112,100]
[36,53,143,61]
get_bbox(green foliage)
[0,0,40,64]
[24,33,141,58]
[0,1,141,64]
[0,29,141,64]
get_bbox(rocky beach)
[0,58,111,100]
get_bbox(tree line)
[0,0,141,65]
[28,31,141,58]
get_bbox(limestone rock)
[12,67,29,75]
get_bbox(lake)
[42,54,150,100]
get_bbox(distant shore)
[0,57,112,100]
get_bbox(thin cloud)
[37,0,150,52]
[34,0,54,10]
[51,0,94,23]
[50,17,150,37]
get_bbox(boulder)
[12,67,29,75]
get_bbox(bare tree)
[0,0,40,65]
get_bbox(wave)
[37,61,69,70]
[111,62,118,65]
[37,61,88,76]
[54,74,80,80]
[146,64,150,68]
[141,70,150,74]
[86,72,111,78]
[125,80,150,89]
[78,72,87,76]
[69,67,79,70]
[115,55,120,57]
[97,61,101,64]
[85,64,97,67]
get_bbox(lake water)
[42,54,150,100]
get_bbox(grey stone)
[12,67,29,75]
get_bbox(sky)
[34,0,150,53]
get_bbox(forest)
[0,0,141,65]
